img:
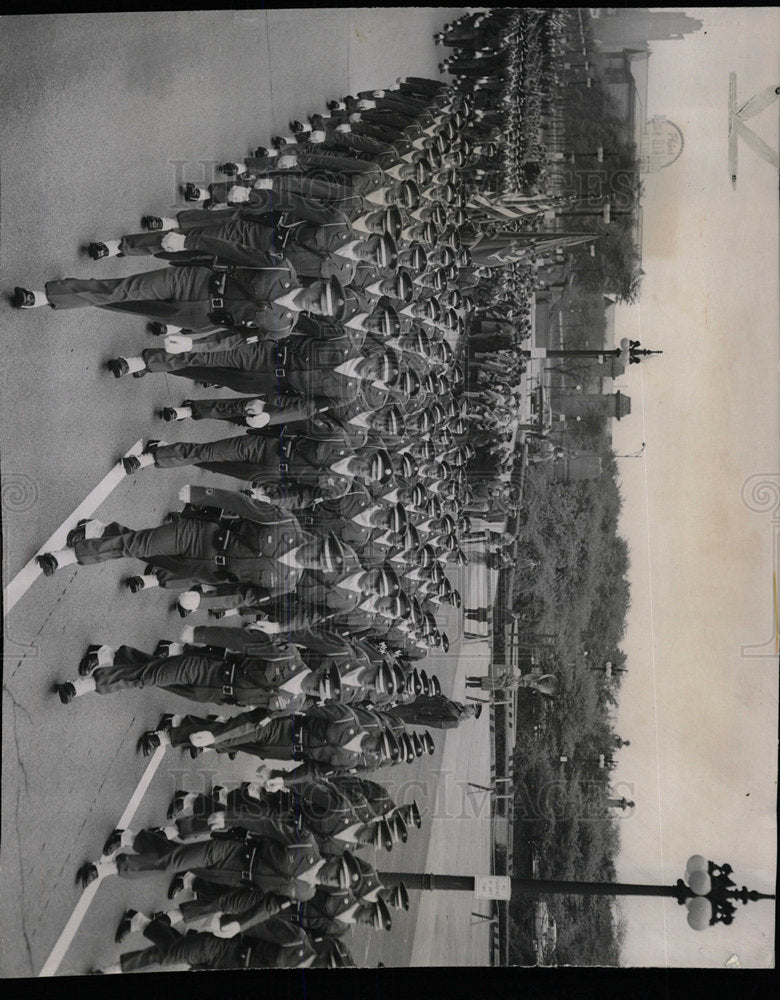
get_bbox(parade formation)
[9,8,587,975]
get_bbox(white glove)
[161,232,187,253]
[310,130,326,143]
[244,398,266,416]
[349,112,362,123]
[335,124,351,134]
[264,777,286,793]
[357,99,376,110]
[164,334,193,354]
[252,177,273,191]
[228,185,250,203]
[277,155,298,169]
[178,589,201,611]
[207,811,226,830]
[247,618,281,634]
[245,411,270,429]
[178,485,192,504]
[189,730,216,748]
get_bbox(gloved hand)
[164,334,194,354]
[189,730,216,748]
[161,232,187,253]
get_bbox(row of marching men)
[17,75,492,972]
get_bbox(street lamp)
[615,442,646,459]
[522,338,662,366]
[377,856,774,932]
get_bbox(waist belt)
[210,272,228,314]
[292,719,308,760]
[241,845,257,883]
[279,434,298,474]
[273,341,289,379]
[212,513,241,567]
[221,659,237,699]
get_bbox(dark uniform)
[87,640,310,706]
[167,702,371,767]
[70,487,306,592]
[118,917,316,973]
[114,821,322,899]
[388,694,474,729]
[44,251,302,335]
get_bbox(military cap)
[338,851,364,890]
[395,179,420,210]
[374,406,405,438]
[389,881,410,911]
[399,243,429,274]
[381,205,403,239]
[391,663,407,694]
[423,145,443,170]
[375,233,398,271]
[366,565,400,598]
[371,898,393,931]
[321,275,347,321]
[424,297,442,322]
[416,440,436,462]
[410,484,428,509]
[393,268,414,303]
[397,452,417,479]
[369,449,395,483]
[403,524,421,550]
[392,591,412,620]
[429,674,442,695]
[366,298,400,340]
[422,731,436,755]
[439,224,461,250]
[318,663,343,703]
[320,533,353,574]
[373,816,394,852]
[419,221,438,245]
[407,801,422,829]
[397,369,421,399]
[399,732,416,763]
[410,670,423,696]
[374,349,401,387]
[391,811,408,843]
[411,732,424,758]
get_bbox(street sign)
[474,875,512,900]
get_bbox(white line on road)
[3,440,143,616]
[38,745,167,977]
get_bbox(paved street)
[0,8,499,978]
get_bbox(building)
[589,9,703,49]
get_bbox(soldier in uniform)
[388,694,482,729]
[35,486,324,598]
[54,633,342,711]
[14,249,347,342]
[93,913,320,974]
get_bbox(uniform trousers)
[119,932,277,973]
[142,340,287,396]
[45,266,216,329]
[91,647,282,704]
[153,434,281,483]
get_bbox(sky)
[606,8,779,968]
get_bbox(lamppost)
[521,338,662,365]
[377,856,774,931]
[615,442,646,458]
